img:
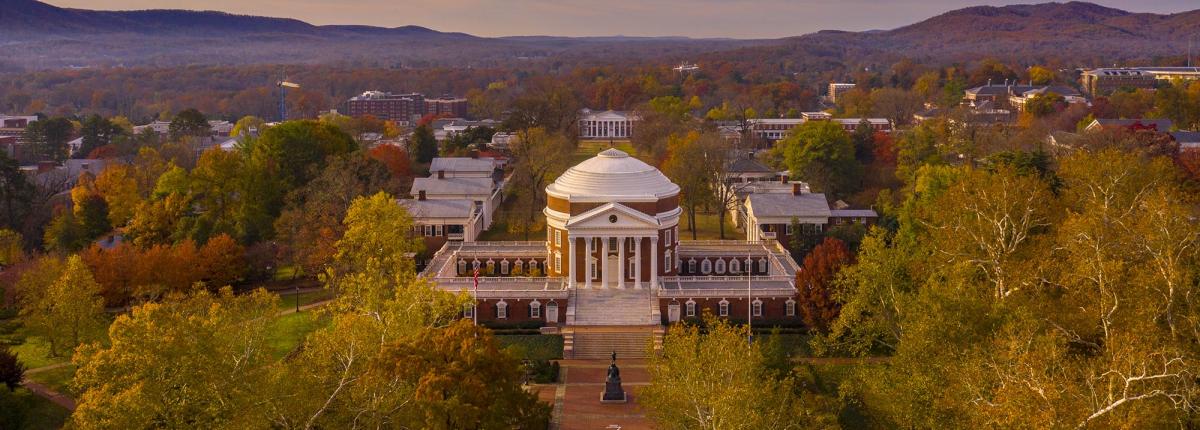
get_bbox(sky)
[43,0,1200,39]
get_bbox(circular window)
[608,215,618,223]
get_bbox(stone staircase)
[571,287,656,325]
[564,326,664,359]
[564,287,662,359]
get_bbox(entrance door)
[546,302,559,324]
[668,304,680,323]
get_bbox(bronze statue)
[601,350,627,403]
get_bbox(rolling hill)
[0,0,1198,70]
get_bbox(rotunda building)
[544,148,681,288]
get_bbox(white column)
[601,236,610,289]
[634,236,642,288]
[618,236,626,289]
[567,235,576,288]
[584,236,593,289]
[650,236,659,290]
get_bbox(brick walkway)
[541,359,654,430]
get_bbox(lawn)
[9,333,71,370]
[276,289,333,311]
[497,335,563,361]
[679,211,743,241]
[265,311,331,359]
[26,364,77,397]
[6,388,70,430]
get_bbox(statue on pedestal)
[601,351,627,403]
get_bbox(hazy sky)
[43,0,1200,38]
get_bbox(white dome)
[546,148,680,201]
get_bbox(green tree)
[1028,65,1055,85]
[0,151,33,230]
[23,117,74,162]
[77,114,122,158]
[776,120,862,198]
[1024,91,1065,118]
[167,108,210,141]
[253,120,357,189]
[331,191,423,282]
[411,123,439,163]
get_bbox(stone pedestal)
[600,351,628,404]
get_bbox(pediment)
[566,202,660,230]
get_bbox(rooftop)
[398,199,476,219]
[429,157,497,173]
[411,177,495,196]
[546,148,679,201]
[746,192,832,219]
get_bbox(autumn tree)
[16,256,105,357]
[641,317,834,429]
[275,154,399,276]
[662,131,716,239]
[796,237,852,333]
[367,143,413,179]
[377,320,552,429]
[72,288,277,429]
[503,128,571,240]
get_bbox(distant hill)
[709,2,1200,71]
[0,0,1197,70]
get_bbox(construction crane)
[277,79,300,122]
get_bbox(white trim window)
[496,301,508,319]
[718,300,730,317]
[435,224,444,236]
[514,260,524,272]
[785,223,794,235]
[687,259,697,273]
[701,259,712,275]
[472,260,482,271]
[758,258,768,273]
[664,250,673,273]
[530,300,541,319]
[555,229,562,246]
[730,258,741,274]
[546,302,558,321]
[785,299,796,317]
[715,259,726,274]
[752,299,763,317]
[554,252,562,273]
[457,260,467,274]
[500,260,510,275]
[463,303,475,319]
[685,300,696,317]
[486,259,495,273]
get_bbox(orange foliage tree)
[82,234,246,306]
[795,237,853,333]
[367,144,412,179]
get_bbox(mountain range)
[0,0,1198,69]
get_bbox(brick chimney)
[437,170,445,179]
[418,190,427,201]
[792,182,802,196]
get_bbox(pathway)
[21,378,75,411]
[545,359,654,430]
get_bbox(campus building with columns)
[419,148,801,358]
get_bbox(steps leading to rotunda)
[563,326,663,359]
[571,287,656,326]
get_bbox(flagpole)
[473,267,480,328]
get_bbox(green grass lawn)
[679,211,743,241]
[26,364,77,397]
[9,333,71,370]
[265,311,331,359]
[497,335,563,361]
[574,140,648,165]
[6,388,70,430]
[276,290,333,311]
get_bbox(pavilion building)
[419,148,801,358]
